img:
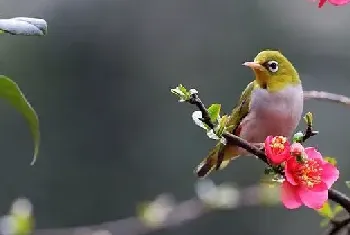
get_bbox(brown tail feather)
[194,145,239,178]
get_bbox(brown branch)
[328,218,350,235]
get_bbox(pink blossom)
[265,136,291,165]
[317,0,350,8]
[290,143,304,156]
[282,147,339,209]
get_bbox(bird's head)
[243,50,300,92]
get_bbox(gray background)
[1,0,350,234]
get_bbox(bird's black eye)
[266,60,279,73]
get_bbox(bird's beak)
[242,62,265,72]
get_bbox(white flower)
[189,89,198,95]
[220,137,227,145]
[192,111,206,129]
[206,129,219,139]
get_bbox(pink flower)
[317,0,350,8]
[265,136,291,165]
[290,143,304,156]
[282,147,339,209]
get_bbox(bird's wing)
[214,81,255,170]
[226,81,255,134]
[194,81,256,177]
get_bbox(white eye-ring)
[267,60,278,73]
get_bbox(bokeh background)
[0,0,350,234]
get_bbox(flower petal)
[192,111,206,129]
[309,181,328,192]
[305,147,322,160]
[284,157,298,185]
[299,187,328,209]
[321,162,339,188]
[318,0,327,7]
[281,181,302,209]
[329,0,350,5]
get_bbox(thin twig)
[304,91,350,106]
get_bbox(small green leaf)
[303,112,313,126]
[320,218,330,227]
[317,201,333,218]
[333,204,343,216]
[0,76,40,165]
[346,181,350,189]
[324,156,337,166]
[216,115,228,137]
[207,104,221,123]
[170,84,190,102]
[292,131,304,143]
[178,84,188,95]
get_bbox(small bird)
[195,49,304,178]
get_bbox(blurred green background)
[1,0,350,234]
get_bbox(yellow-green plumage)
[195,50,303,178]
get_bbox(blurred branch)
[0,17,47,36]
[31,183,279,235]
[304,91,350,106]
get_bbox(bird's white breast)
[239,84,304,143]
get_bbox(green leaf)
[317,201,333,218]
[207,104,221,123]
[324,156,337,166]
[0,76,40,165]
[333,204,343,216]
[303,112,313,126]
[320,218,330,227]
[170,84,190,101]
[292,131,304,143]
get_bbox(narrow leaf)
[0,76,40,165]
[207,104,221,123]
[324,156,337,166]
[333,204,343,216]
[320,218,330,227]
[317,201,333,218]
[303,112,313,126]
[346,181,350,189]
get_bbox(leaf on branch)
[170,84,190,102]
[317,201,333,218]
[303,112,313,126]
[317,202,344,227]
[207,104,221,123]
[292,131,304,143]
[0,76,40,165]
[346,181,350,189]
[324,156,337,166]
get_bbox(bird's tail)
[194,144,239,178]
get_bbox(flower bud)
[290,143,304,156]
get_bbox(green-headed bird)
[195,49,304,178]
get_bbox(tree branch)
[304,91,350,106]
[328,218,350,235]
